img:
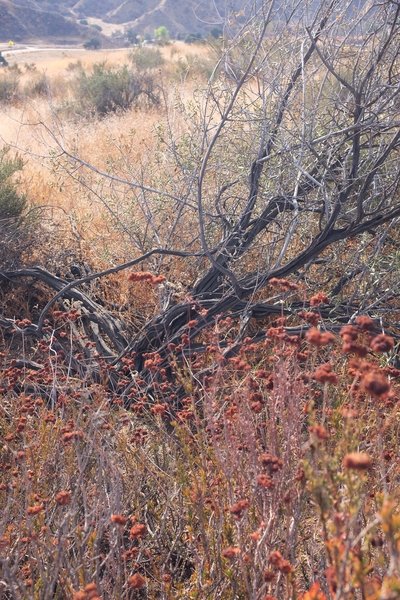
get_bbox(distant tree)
[154,26,170,45]
[79,19,88,26]
[126,28,140,46]
[83,38,101,50]
[209,27,222,38]
[184,33,203,44]
[91,24,102,32]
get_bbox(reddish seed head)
[340,325,359,341]
[257,473,274,488]
[298,310,320,326]
[151,403,168,416]
[55,490,71,506]
[301,582,327,600]
[309,424,329,440]
[312,363,338,384]
[306,328,335,346]
[222,546,241,559]
[343,452,373,470]
[370,334,394,353]
[229,499,249,518]
[263,569,275,582]
[309,292,329,306]
[355,315,375,331]
[362,371,391,398]
[27,504,44,516]
[111,514,127,526]
[128,573,146,589]
[129,523,147,539]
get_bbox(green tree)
[126,28,139,45]
[154,25,170,45]
[83,37,101,50]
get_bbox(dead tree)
[1,0,400,396]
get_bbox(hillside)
[0,0,238,42]
[0,0,84,42]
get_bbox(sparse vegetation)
[154,25,170,46]
[1,2,400,599]
[0,148,40,269]
[130,46,165,71]
[72,62,160,116]
[83,37,101,50]
[0,71,20,103]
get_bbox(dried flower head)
[222,546,241,559]
[362,371,391,398]
[129,523,147,539]
[343,452,373,470]
[55,490,71,506]
[370,334,394,353]
[310,292,329,306]
[229,499,250,519]
[111,514,127,526]
[128,573,146,589]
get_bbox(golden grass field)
[0,42,212,264]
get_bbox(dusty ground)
[0,41,208,71]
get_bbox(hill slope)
[0,0,235,41]
[0,0,84,41]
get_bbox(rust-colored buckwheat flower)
[258,453,283,471]
[84,582,101,600]
[111,514,127,526]
[269,277,298,291]
[229,499,250,519]
[55,490,71,506]
[306,328,335,346]
[343,452,373,470]
[361,371,391,398]
[62,430,84,443]
[370,333,394,353]
[27,504,44,516]
[129,523,147,539]
[342,341,368,356]
[340,325,359,342]
[263,568,275,582]
[151,403,168,416]
[355,315,375,330]
[222,546,241,559]
[309,292,329,306]
[309,424,329,440]
[269,550,293,573]
[312,363,338,384]
[128,271,165,285]
[301,582,327,600]
[298,310,320,325]
[128,573,146,589]
[257,473,274,488]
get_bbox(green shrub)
[24,73,50,97]
[84,37,101,50]
[73,63,160,116]
[174,54,214,82]
[0,148,37,269]
[0,72,20,103]
[130,47,165,71]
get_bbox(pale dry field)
[0,42,210,263]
